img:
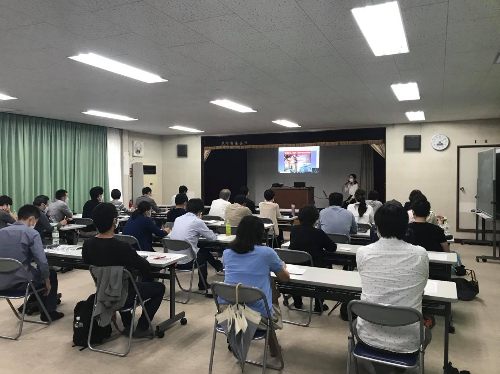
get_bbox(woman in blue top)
[221,215,290,356]
[122,201,169,251]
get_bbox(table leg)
[156,264,186,335]
[443,303,451,371]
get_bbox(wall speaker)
[404,135,421,151]
[177,144,188,157]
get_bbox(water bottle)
[225,219,231,236]
[52,227,60,246]
[129,199,134,210]
[291,204,295,217]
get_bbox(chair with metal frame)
[0,258,52,340]
[274,249,316,327]
[357,223,372,232]
[202,215,223,221]
[161,238,208,304]
[326,233,350,244]
[209,282,284,373]
[259,217,275,247]
[215,226,238,235]
[115,234,143,251]
[88,266,154,357]
[347,300,425,374]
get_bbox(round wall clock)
[431,134,449,151]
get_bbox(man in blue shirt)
[0,205,64,321]
[318,192,357,236]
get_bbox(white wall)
[247,146,363,208]
[162,135,202,205]
[386,119,500,238]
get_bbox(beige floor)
[0,243,498,374]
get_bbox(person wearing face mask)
[0,204,64,322]
[168,198,223,295]
[0,195,17,228]
[33,195,67,237]
[81,186,104,237]
[47,189,73,223]
[136,187,160,213]
[343,174,359,207]
[122,201,170,252]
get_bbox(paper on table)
[338,246,352,252]
[424,281,437,294]
[286,264,306,275]
[431,253,449,261]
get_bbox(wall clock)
[431,134,449,151]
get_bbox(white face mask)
[65,198,69,204]
[349,178,354,183]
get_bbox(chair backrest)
[73,217,94,226]
[357,223,371,231]
[0,258,23,274]
[347,300,424,345]
[211,281,271,318]
[274,249,313,266]
[202,215,223,221]
[115,234,142,251]
[259,217,273,225]
[327,233,350,244]
[215,226,238,235]
[165,222,174,230]
[161,238,191,252]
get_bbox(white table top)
[199,234,236,243]
[73,214,82,219]
[350,230,371,238]
[256,208,293,214]
[44,245,186,268]
[280,242,458,265]
[59,224,88,231]
[204,220,273,230]
[282,265,457,303]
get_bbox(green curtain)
[0,112,109,213]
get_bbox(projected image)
[278,146,320,173]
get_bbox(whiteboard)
[477,148,496,217]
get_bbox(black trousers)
[120,281,165,330]
[176,247,223,290]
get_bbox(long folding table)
[44,246,187,337]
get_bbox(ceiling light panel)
[83,110,138,121]
[391,82,420,101]
[169,125,204,133]
[272,120,301,128]
[406,111,425,121]
[0,93,17,100]
[210,99,256,113]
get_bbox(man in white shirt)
[258,189,283,246]
[356,201,430,364]
[168,198,223,294]
[208,189,231,219]
[171,185,188,206]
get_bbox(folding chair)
[274,249,317,327]
[215,226,238,235]
[209,282,284,373]
[73,217,94,226]
[88,266,153,357]
[0,258,52,340]
[326,233,350,244]
[161,238,208,304]
[202,215,223,221]
[347,300,425,374]
[115,234,143,251]
[259,217,275,247]
[357,223,371,232]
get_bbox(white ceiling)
[0,0,499,135]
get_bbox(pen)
[153,255,166,260]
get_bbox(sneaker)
[40,311,64,322]
[132,328,154,339]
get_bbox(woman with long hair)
[347,189,374,225]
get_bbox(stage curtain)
[360,145,374,193]
[371,143,386,159]
[0,112,109,213]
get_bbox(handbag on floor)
[451,269,479,301]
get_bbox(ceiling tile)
[0,4,38,30]
[238,48,305,74]
[449,0,500,23]
[351,60,402,86]
[402,2,448,46]
[9,23,90,51]
[68,0,138,12]
[395,40,446,70]
[218,0,312,32]
[145,0,233,23]
[170,42,249,71]
[445,49,498,74]
[446,16,500,54]
[296,53,353,78]
[0,31,51,53]
[331,37,394,65]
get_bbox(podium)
[271,187,314,208]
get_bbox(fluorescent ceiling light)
[272,119,301,128]
[210,99,256,113]
[69,53,167,83]
[351,1,409,56]
[0,93,17,100]
[83,110,137,121]
[406,111,425,121]
[391,82,420,101]
[169,125,204,133]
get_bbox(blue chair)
[0,258,52,340]
[347,300,425,374]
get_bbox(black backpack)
[451,269,479,301]
[73,294,112,348]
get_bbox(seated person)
[168,198,223,293]
[258,189,283,246]
[110,189,125,213]
[289,205,336,312]
[403,189,422,211]
[0,195,17,228]
[366,190,383,214]
[225,194,252,227]
[122,201,169,252]
[221,215,290,357]
[83,203,165,338]
[407,193,439,225]
[166,193,188,222]
[136,187,160,213]
[33,195,67,236]
[81,186,103,237]
[347,189,374,225]
[47,189,73,223]
[208,189,231,219]
[409,199,448,252]
[0,205,64,321]
[171,185,188,206]
[318,192,357,236]
[239,186,256,214]
[356,201,430,364]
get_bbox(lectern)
[270,187,314,208]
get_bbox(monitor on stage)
[278,146,320,174]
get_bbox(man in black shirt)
[82,203,165,338]
[166,193,188,222]
[289,204,336,312]
[239,186,256,214]
[408,199,448,252]
[81,186,103,236]
[33,195,67,237]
